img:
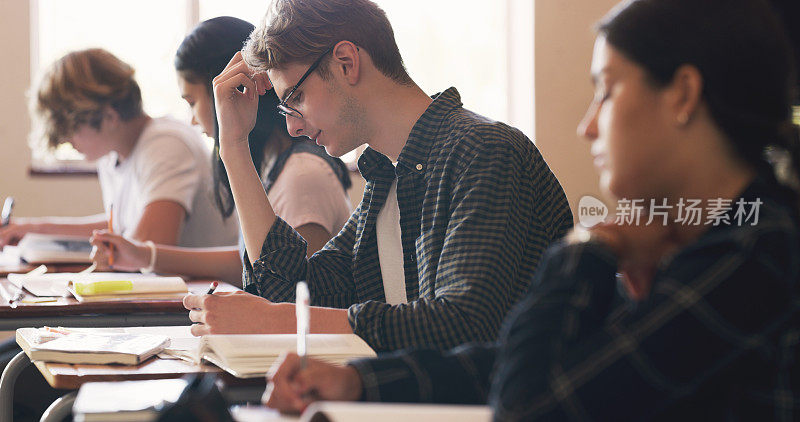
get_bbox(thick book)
[7,271,187,299]
[67,273,188,302]
[16,327,170,365]
[17,233,93,264]
[164,334,377,379]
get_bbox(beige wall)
[0,0,104,218]
[1,0,616,221]
[534,0,619,221]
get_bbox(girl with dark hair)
[90,17,352,283]
[262,0,800,419]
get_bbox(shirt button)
[415,164,423,171]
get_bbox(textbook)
[165,334,377,378]
[16,327,170,365]
[67,273,188,302]
[8,271,187,300]
[17,233,93,264]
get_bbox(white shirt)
[96,117,239,247]
[376,175,407,305]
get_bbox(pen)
[1,285,23,308]
[205,281,218,295]
[1,197,14,227]
[107,204,114,267]
[296,281,310,369]
[8,287,24,309]
[7,265,46,308]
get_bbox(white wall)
[0,0,618,221]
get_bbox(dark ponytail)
[597,0,800,204]
[175,16,283,218]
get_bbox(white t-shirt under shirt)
[96,117,239,248]
[376,175,408,305]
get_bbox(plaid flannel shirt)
[243,87,573,351]
[349,174,800,421]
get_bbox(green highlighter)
[72,280,134,296]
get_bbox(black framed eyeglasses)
[277,46,334,119]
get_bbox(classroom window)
[31,0,533,169]
[31,0,194,169]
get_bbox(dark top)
[350,173,800,421]
[262,139,351,194]
[242,87,573,351]
[237,139,351,261]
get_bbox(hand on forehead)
[239,54,272,91]
[215,51,273,92]
[252,71,272,92]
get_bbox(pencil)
[205,281,218,295]
[108,204,114,267]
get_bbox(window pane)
[36,0,192,128]
[376,0,508,123]
[199,1,264,26]
[201,0,508,124]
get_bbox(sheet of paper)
[0,246,21,266]
[7,272,74,297]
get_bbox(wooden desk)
[0,263,90,278]
[32,354,218,389]
[3,326,266,422]
[0,279,238,330]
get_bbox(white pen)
[296,281,310,369]
[1,197,14,227]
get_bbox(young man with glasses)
[182,0,572,352]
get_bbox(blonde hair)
[242,0,412,85]
[30,48,143,149]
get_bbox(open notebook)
[164,334,377,379]
[16,233,93,264]
[8,271,187,299]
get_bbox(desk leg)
[40,391,76,422]
[0,351,32,422]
